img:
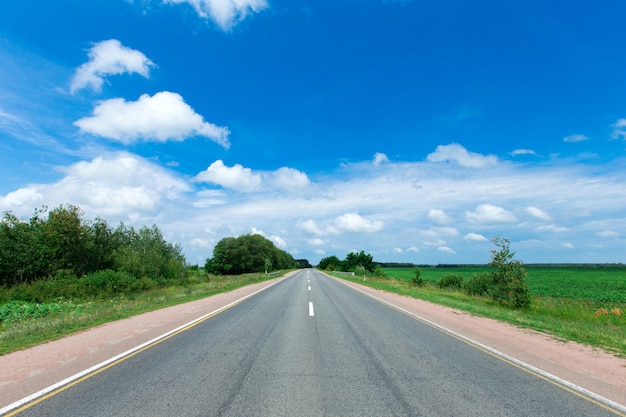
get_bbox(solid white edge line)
[329,276,626,415]
[0,273,295,416]
[309,302,314,316]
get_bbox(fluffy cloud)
[297,213,384,236]
[195,160,261,192]
[270,167,311,191]
[251,227,287,248]
[464,233,488,242]
[427,143,497,168]
[74,91,230,147]
[0,153,189,218]
[373,152,389,166]
[71,39,154,93]
[465,204,516,224]
[334,212,384,233]
[164,0,268,30]
[427,208,451,224]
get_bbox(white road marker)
[309,302,314,317]
[308,286,311,291]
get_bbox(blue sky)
[1,0,625,266]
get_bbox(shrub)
[84,270,148,298]
[463,272,492,296]
[372,265,386,278]
[412,267,424,286]
[355,265,367,276]
[436,273,464,289]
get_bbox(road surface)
[7,270,622,416]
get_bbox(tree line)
[0,205,186,287]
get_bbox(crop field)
[384,266,626,305]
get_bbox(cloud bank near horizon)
[1,144,624,265]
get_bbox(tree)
[318,255,341,271]
[488,237,531,309]
[343,250,375,272]
[114,224,186,281]
[205,234,295,275]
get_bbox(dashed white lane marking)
[309,302,315,317]
[308,286,311,291]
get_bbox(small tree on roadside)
[412,267,424,286]
[488,237,531,309]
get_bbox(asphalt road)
[11,270,621,416]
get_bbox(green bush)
[436,273,464,289]
[372,265,386,278]
[85,270,156,297]
[463,272,492,296]
[411,267,424,286]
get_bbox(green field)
[335,266,626,356]
[384,266,626,304]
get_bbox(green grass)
[336,266,626,356]
[0,271,288,356]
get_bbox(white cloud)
[251,227,287,248]
[466,204,516,224]
[373,152,389,166]
[406,247,420,253]
[334,212,384,233]
[393,247,404,253]
[74,91,230,148]
[464,233,488,242]
[270,167,311,191]
[71,39,154,93]
[438,246,456,254]
[308,238,325,246]
[563,134,589,143]
[525,206,551,221]
[195,160,261,192]
[511,149,537,156]
[427,208,451,224]
[0,188,43,209]
[163,0,268,30]
[427,143,497,168]
[563,242,574,249]
[271,235,287,248]
[0,153,190,218]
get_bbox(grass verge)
[0,271,287,356]
[331,271,626,357]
